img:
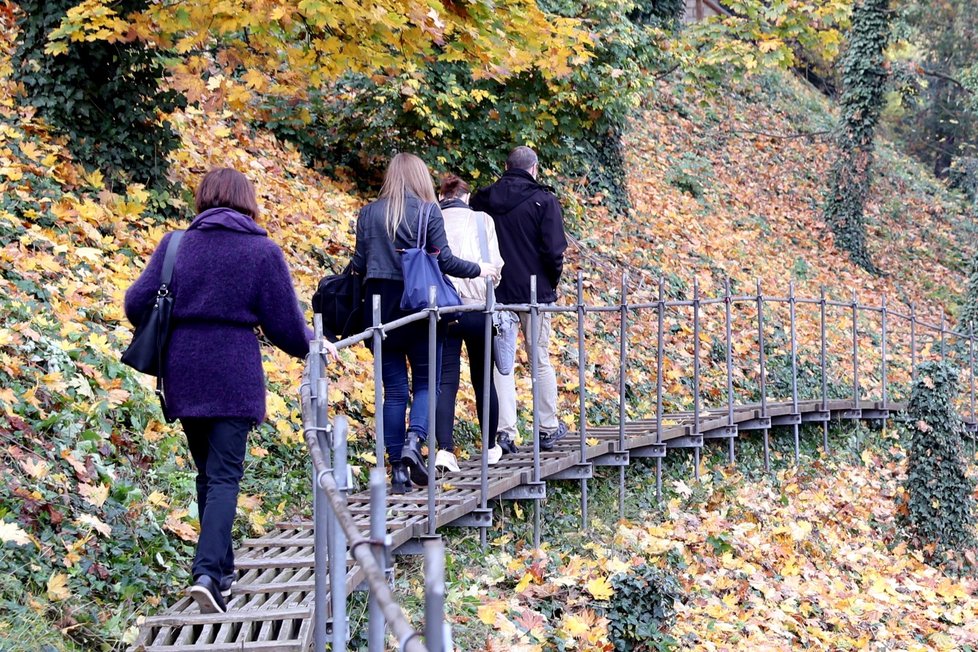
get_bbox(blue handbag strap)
[160,231,185,287]
[414,202,433,250]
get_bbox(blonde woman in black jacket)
[351,153,497,493]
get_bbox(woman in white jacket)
[434,174,506,471]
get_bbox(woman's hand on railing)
[323,340,340,362]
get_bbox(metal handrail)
[300,271,977,650]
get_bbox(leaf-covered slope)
[2,20,976,648]
[468,451,978,651]
[592,72,972,315]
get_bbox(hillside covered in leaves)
[1,1,977,649]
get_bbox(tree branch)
[920,68,974,96]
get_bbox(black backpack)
[312,264,364,342]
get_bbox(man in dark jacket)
[471,146,569,451]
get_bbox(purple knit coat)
[124,208,312,422]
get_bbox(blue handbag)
[400,202,463,312]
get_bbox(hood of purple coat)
[189,207,267,236]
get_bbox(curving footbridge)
[130,273,978,651]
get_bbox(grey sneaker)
[497,433,519,454]
[540,422,569,451]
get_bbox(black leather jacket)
[350,193,481,282]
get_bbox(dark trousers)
[181,417,252,582]
[436,311,498,451]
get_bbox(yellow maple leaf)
[79,482,109,508]
[515,572,534,593]
[585,575,613,601]
[478,601,504,626]
[47,572,71,601]
[0,520,32,546]
[561,613,590,637]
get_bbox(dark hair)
[195,168,260,219]
[505,146,538,171]
[439,174,470,199]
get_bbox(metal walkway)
[131,271,978,650]
[130,397,906,650]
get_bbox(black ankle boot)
[401,431,429,486]
[391,462,412,494]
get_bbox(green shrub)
[256,0,672,216]
[899,361,977,567]
[12,0,185,191]
[665,153,712,198]
[605,563,681,651]
[949,156,978,210]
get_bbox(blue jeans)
[182,417,253,582]
[381,329,441,461]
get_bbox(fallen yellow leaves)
[78,482,109,508]
[0,520,31,546]
[46,572,70,601]
[163,510,198,542]
[585,575,613,600]
[474,455,978,650]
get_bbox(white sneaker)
[487,445,503,466]
[435,449,460,473]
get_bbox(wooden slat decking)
[129,398,910,650]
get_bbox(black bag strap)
[156,230,184,420]
[160,230,185,288]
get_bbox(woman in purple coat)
[125,168,333,613]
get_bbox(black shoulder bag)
[312,262,364,342]
[121,231,185,417]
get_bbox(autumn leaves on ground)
[2,7,978,652]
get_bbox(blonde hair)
[379,153,437,239]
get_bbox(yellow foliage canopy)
[46,0,592,108]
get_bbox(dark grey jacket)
[351,193,481,281]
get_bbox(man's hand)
[478,262,500,281]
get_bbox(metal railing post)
[427,285,438,537]
[367,468,388,652]
[910,302,917,382]
[424,539,447,652]
[881,295,888,409]
[529,276,542,549]
[724,277,735,465]
[757,278,769,471]
[789,281,799,463]
[329,418,350,650]
[577,271,588,529]
[618,273,628,515]
[311,334,329,652]
[655,278,665,501]
[372,295,385,468]
[820,286,829,451]
[480,279,494,549]
[692,277,701,480]
[852,289,859,411]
